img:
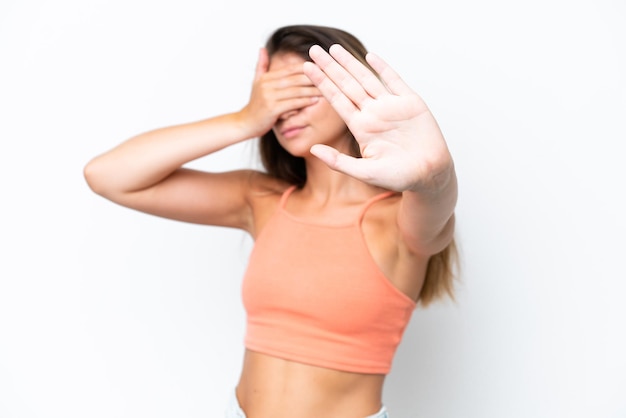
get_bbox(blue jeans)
[225,388,389,417]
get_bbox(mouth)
[280,125,306,139]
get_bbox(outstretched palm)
[303,44,452,192]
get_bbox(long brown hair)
[419,239,459,307]
[259,24,458,306]
[259,25,366,187]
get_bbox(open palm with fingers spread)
[303,44,453,193]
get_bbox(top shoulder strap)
[357,190,399,223]
[279,185,298,209]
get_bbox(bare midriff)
[236,349,386,418]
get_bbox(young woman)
[84,25,457,418]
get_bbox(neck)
[301,155,382,203]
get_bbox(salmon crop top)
[241,186,417,374]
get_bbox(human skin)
[84,43,456,417]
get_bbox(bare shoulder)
[245,171,292,239]
[246,170,291,198]
[361,192,403,241]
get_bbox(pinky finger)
[303,61,358,122]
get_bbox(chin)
[284,146,313,159]
[277,139,313,158]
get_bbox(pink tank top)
[241,186,416,374]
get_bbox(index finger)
[326,44,388,99]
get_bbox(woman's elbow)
[83,157,109,196]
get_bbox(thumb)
[310,144,371,181]
[254,48,269,81]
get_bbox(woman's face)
[269,52,352,158]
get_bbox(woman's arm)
[84,113,259,229]
[84,48,320,229]
[397,162,457,255]
[303,44,457,254]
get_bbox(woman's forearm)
[398,161,458,255]
[84,111,256,197]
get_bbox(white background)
[1,0,625,417]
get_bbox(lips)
[280,125,306,139]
